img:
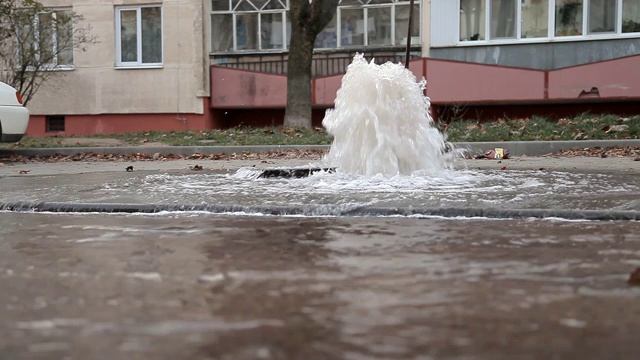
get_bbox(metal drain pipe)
[404,0,416,69]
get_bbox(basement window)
[46,115,65,132]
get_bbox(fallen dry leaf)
[545,146,640,158]
[629,268,640,286]
[280,128,296,136]
[606,124,629,133]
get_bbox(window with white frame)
[115,5,162,67]
[210,0,420,53]
[18,9,74,69]
[459,0,640,43]
[211,0,287,52]
[622,0,640,32]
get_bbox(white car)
[0,81,29,142]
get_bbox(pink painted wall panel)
[27,99,213,137]
[313,75,343,106]
[425,60,546,103]
[408,59,426,79]
[210,67,287,108]
[548,55,640,100]
[314,60,425,107]
[27,113,210,137]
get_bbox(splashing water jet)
[323,54,450,176]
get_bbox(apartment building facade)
[427,0,640,119]
[24,0,640,136]
[26,0,211,137]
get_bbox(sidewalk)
[0,139,638,177]
[1,139,640,157]
[0,153,637,177]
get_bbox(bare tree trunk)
[283,0,338,129]
[283,14,314,128]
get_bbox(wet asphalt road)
[1,212,639,360]
[0,158,639,359]
[0,159,639,212]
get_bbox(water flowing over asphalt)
[1,213,639,359]
[0,167,638,218]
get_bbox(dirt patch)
[58,138,169,148]
[545,146,640,159]
[0,149,327,163]
[59,138,127,147]
[137,141,169,147]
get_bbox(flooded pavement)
[1,158,639,359]
[1,212,639,360]
[1,166,639,211]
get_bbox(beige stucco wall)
[421,0,430,56]
[28,0,209,116]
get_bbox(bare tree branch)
[0,0,98,106]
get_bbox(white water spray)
[323,54,451,176]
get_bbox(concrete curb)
[1,140,638,157]
[455,139,640,156]
[1,201,638,221]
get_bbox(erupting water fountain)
[0,55,638,220]
[322,53,451,176]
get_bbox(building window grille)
[210,0,421,53]
[45,115,65,132]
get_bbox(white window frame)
[211,0,289,52]
[210,0,421,53]
[452,0,639,47]
[115,5,163,68]
[26,9,75,70]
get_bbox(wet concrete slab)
[0,213,639,359]
[0,156,638,177]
